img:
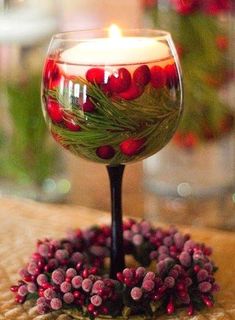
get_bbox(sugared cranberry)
[150,66,166,89]
[86,68,105,85]
[46,99,63,123]
[120,138,145,156]
[96,145,115,159]
[82,97,96,112]
[108,68,131,93]
[118,82,144,100]
[133,65,151,86]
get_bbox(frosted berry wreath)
[11,219,219,318]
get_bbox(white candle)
[61,37,170,66]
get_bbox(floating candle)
[60,26,170,66]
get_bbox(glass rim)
[52,28,172,42]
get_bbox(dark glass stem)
[107,164,125,279]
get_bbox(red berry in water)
[165,64,179,89]
[82,97,96,112]
[64,117,81,131]
[86,68,105,85]
[43,58,61,89]
[46,99,63,123]
[108,68,131,93]
[120,138,145,156]
[150,65,166,89]
[118,82,144,100]
[96,145,115,159]
[100,82,111,95]
[133,65,151,86]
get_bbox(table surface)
[0,196,235,319]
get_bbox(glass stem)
[107,164,125,279]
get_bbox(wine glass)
[41,28,183,279]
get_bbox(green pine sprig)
[46,78,181,165]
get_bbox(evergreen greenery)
[148,7,234,143]
[0,74,57,185]
[45,77,182,165]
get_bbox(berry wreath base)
[11,219,219,319]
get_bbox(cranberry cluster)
[11,219,219,318]
[85,63,178,101]
[43,59,178,123]
[43,58,179,160]
[170,0,232,16]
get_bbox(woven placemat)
[0,196,234,319]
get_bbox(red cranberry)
[116,272,124,282]
[82,268,89,278]
[166,297,175,314]
[150,65,166,89]
[73,291,81,298]
[194,265,201,273]
[82,97,96,112]
[64,117,81,132]
[38,288,45,297]
[87,303,95,313]
[23,275,32,282]
[120,138,145,156]
[108,68,131,93]
[100,306,109,314]
[86,68,105,85]
[89,267,98,275]
[43,58,61,89]
[172,0,199,15]
[46,99,63,123]
[118,82,144,100]
[10,285,19,292]
[96,145,115,159]
[133,65,151,86]
[15,295,25,304]
[216,35,229,51]
[165,64,179,89]
[100,83,111,95]
[183,132,198,149]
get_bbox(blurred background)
[0,0,234,230]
